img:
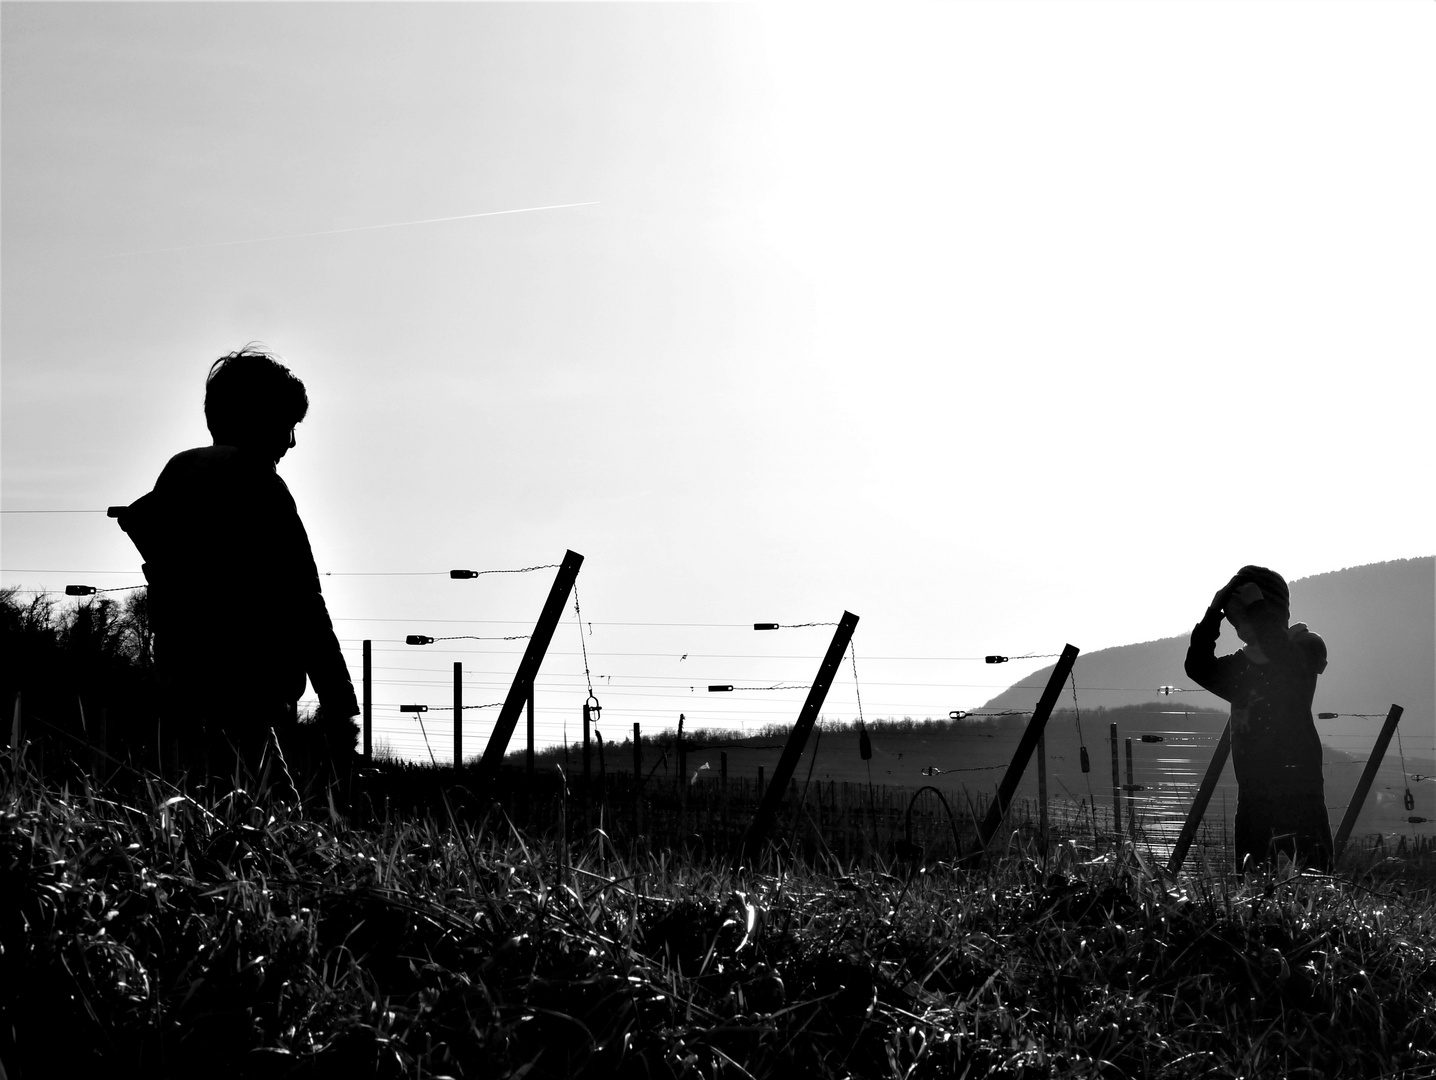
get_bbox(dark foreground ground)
[3,754,1435,1080]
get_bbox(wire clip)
[1141,734,1164,743]
[949,710,968,720]
[985,655,1008,664]
[406,635,435,645]
[753,623,779,630]
[708,685,734,692]
[449,570,478,579]
[400,704,428,713]
[65,585,97,596]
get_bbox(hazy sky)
[4,2,1432,762]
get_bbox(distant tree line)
[521,704,1226,768]
[1,586,161,775]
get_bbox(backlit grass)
[2,751,1434,1079]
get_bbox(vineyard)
[4,573,1436,1077]
[362,750,1436,876]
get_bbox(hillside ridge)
[978,557,1434,747]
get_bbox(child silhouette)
[117,348,358,790]
[1185,566,1332,871]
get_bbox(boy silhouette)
[117,348,358,788]
[1185,566,1333,872]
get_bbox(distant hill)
[979,557,1434,752]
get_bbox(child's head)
[204,347,309,460]
[1223,565,1290,640]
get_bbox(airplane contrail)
[94,201,599,258]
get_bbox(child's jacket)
[1184,604,1328,801]
[115,445,358,718]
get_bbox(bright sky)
[4,3,1432,763]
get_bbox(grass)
[3,749,1436,1080]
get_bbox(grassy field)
[3,748,1436,1079]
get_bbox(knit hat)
[1232,565,1290,618]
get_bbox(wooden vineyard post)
[520,691,533,826]
[1167,721,1231,876]
[735,611,859,868]
[10,693,21,761]
[1037,733,1048,850]
[721,751,729,839]
[453,662,463,769]
[596,731,606,808]
[582,699,593,833]
[633,722,643,837]
[362,640,372,762]
[1333,704,1405,862]
[1125,737,1136,841]
[677,714,687,827]
[475,551,584,789]
[1110,723,1122,841]
[967,644,1080,862]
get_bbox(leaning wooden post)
[10,692,21,759]
[1166,721,1231,876]
[966,644,1081,862]
[1334,704,1405,863]
[735,611,860,868]
[453,662,463,769]
[475,551,584,789]
[633,722,643,837]
[362,640,372,762]
[1110,723,1123,841]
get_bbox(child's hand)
[312,706,360,757]
[1211,573,1246,614]
[1229,582,1264,609]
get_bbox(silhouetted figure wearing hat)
[116,348,359,795]
[1185,566,1333,872]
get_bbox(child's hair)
[1233,565,1290,619]
[204,346,309,445]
